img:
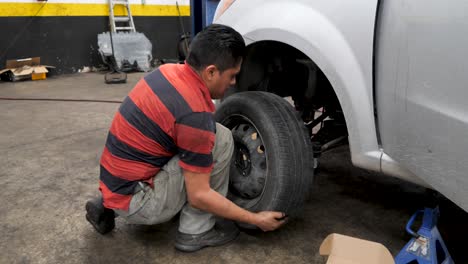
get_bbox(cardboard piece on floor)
[0,57,54,81]
[320,233,395,264]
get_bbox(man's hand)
[183,170,288,232]
[254,211,288,231]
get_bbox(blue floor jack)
[395,207,454,264]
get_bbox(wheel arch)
[238,31,379,171]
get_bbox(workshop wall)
[0,0,190,74]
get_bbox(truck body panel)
[376,0,468,212]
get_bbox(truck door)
[375,0,468,212]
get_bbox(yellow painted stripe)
[0,2,190,17]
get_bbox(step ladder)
[108,0,136,33]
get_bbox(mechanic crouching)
[85,24,287,252]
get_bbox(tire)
[215,91,313,219]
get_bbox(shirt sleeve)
[174,112,216,173]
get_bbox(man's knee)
[213,123,234,166]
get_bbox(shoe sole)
[174,229,240,252]
[85,202,103,234]
[85,202,114,235]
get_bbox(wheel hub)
[229,124,267,199]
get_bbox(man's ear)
[202,65,218,81]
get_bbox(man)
[85,24,287,252]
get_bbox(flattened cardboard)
[320,233,394,264]
[6,57,40,68]
[33,66,49,74]
[0,57,54,82]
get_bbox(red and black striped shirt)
[99,63,216,211]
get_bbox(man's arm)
[183,170,287,231]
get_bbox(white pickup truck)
[212,0,468,217]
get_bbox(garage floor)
[1,73,467,264]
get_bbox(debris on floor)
[0,57,54,82]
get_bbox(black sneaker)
[175,220,240,252]
[85,197,115,234]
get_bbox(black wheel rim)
[221,115,268,208]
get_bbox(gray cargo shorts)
[115,123,234,234]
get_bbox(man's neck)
[187,64,208,87]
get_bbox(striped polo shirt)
[99,63,216,211]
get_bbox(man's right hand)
[254,211,288,231]
[183,170,288,232]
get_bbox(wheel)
[215,91,313,221]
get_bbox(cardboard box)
[320,233,395,264]
[0,57,54,82]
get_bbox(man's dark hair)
[186,24,245,72]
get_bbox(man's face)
[207,61,242,99]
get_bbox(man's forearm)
[183,170,285,231]
[191,188,259,226]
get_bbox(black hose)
[176,1,190,53]
[0,97,123,104]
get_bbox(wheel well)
[234,41,348,149]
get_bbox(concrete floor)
[1,72,467,264]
